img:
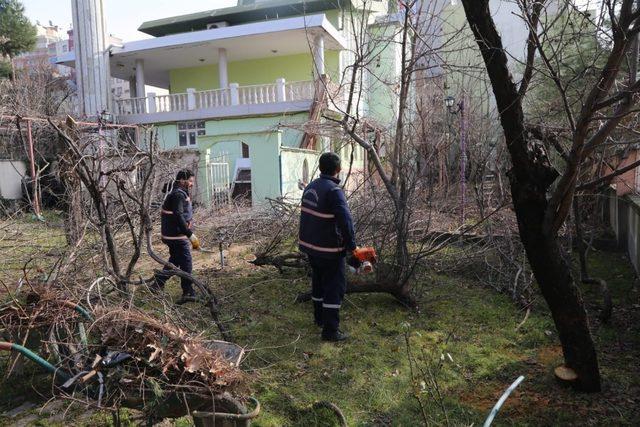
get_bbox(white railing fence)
[196,88,231,109]
[285,80,316,102]
[114,79,317,116]
[238,82,279,105]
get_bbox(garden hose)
[0,341,71,382]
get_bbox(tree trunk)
[296,279,416,307]
[513,183,601,391]
[64,180,84,245]
[461,0,601,391]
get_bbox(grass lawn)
[0,214,639,426]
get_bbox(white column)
[313,33,325,80]
[135,58,146,99]
[276,78,286,102]
[71,0,111,117]
[128,77,137,98]
[218,48,229,88]
[229,83,239,105]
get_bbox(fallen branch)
[250,253,307,272]
[295,279,415,307]
[515,308,531,331]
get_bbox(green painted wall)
[156,124,179,150]
[198,137,244,176]
[324,8,342,29]
[155,113,310,206]
[154,113,308,150]
[169,52,340,93]
[198,131,281,206]
[154,114,366,206]
[366,22,400,125]
[280,147,320,201]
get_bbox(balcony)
[115,79,315,124]
[114,79,345,124]
[55,13,348,123]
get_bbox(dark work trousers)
[154,239,194,296]
[309,255,346,335]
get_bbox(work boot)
[175,294,197,305]
[321,330,349,342]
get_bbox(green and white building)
[59,0,403,206]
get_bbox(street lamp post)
[445,94,467,226]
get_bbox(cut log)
[554,365,578,385]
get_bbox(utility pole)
[459,97,466,226]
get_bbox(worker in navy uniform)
[299,152,357,342]
[153,169,201,305]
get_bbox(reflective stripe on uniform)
[322,303,341,309]
[311,297,323,302]
[161,209,174,215]
[299,240,345,253]
[161,234,189,240]
[300,206,335,219]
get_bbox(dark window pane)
[189,132,197,145]
[187,122,196,129]
[179,132,187,146]
[197,130,206,136]
[197,121,205,129]
[178,123,187,130]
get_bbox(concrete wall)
[606,188,640,274]
[0,160,27,200]
[366,19,401,125]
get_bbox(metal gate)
[206,153,231,209]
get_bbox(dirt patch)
[537,345,563,366]
[458,381,532,415]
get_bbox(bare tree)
[50,119,231,340]
[460,0,640,391]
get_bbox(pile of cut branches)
[90,307,246,396]
[0,285,247,416]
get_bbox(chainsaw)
[348,246,377,274]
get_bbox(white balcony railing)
[114,79,316,116]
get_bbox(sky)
[22,0,238,41]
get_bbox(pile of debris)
[91,307,246,397]
[0,285,247,418]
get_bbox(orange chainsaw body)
[353,247,377,264]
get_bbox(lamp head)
[444,95,455,109]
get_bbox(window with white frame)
[178,121,206,147]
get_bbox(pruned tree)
[317,0,494,304]
[460,0,640,391]
[249,0,502,306]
